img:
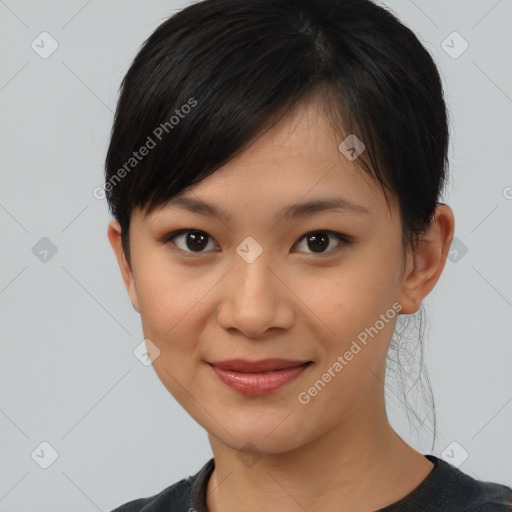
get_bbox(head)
[106,0,454,454]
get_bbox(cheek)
[296,284,399,418]
[132,256,223,380]
[133,260,212,406]
[312,265,396,329]
[133,254,210,335]
[299,257,400,371]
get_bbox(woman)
[105,0,512,510]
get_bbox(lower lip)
[208,362,312,396]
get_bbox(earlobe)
[398,204,455,315]
[107,219,141,313]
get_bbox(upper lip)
[208,358,312,373]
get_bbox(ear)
[398,203,455,314]
[107,219,140,313]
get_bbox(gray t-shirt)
[111,454,512,511]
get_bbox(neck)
[205,368,434,512]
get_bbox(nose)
[216,252,294,338]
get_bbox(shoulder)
[463,478,512,512]
[109,476,192,512]
[424,455,512,511]
[109,458,214,512]
[381,455,512,512]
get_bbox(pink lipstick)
[207,359,313,396]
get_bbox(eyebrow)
[164,195,370,221]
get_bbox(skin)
[108,97,455,512]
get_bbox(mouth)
[207,358,313,373]
[206,359,313,396]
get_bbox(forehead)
[141,99,397,225]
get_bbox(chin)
[207,414,313,455]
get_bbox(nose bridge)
[232,233,275,294]
[216,242,292,336]
[232,244,277,309]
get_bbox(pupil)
[308,232,328,252]
[187,231,208,251]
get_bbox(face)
[109,99,438,455]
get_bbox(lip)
[207,359,313,396]
[208,358,312,372]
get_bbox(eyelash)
[161,229,351,257]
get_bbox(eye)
[292,231,350,255]
[162,229,350,256]
[163,229,218,254]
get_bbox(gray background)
[1,0,511,510]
